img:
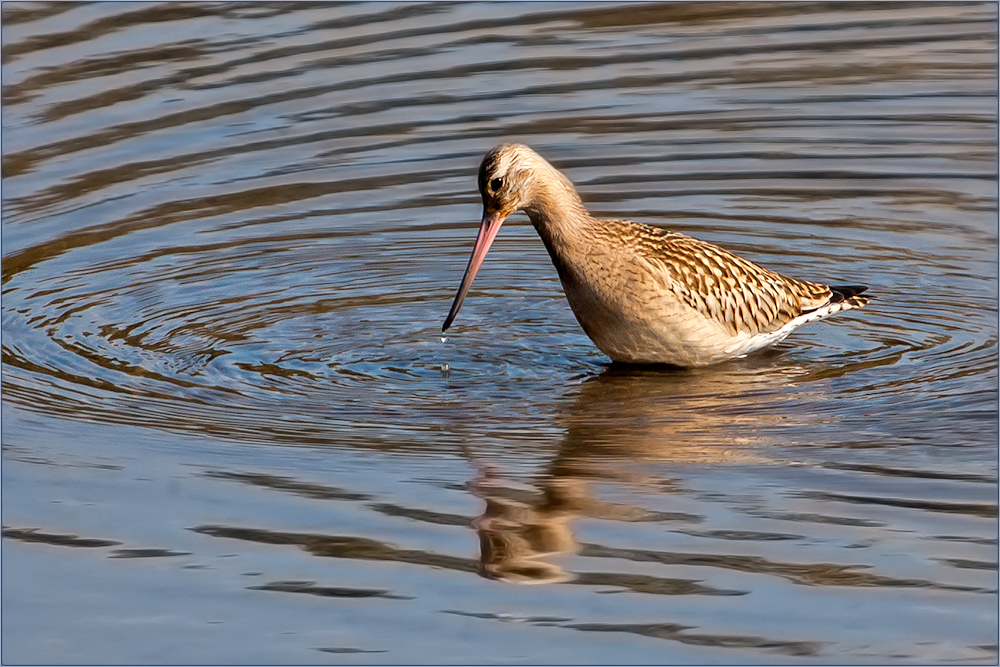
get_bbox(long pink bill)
[442,211,506,332]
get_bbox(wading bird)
[443,144,870,366]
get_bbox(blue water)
[3,2,996,663]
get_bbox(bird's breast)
[547,244,732,365]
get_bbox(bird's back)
[620,221,835,335]
[553,217,867,364]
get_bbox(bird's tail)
[830,284,871,308]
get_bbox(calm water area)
[2,2,998,664]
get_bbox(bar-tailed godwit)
[443,144,870,366]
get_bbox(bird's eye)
[489,177,504,192]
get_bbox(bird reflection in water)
[467,356,815,584]
[470,465,580,584]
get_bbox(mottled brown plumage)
[444,144,870,366]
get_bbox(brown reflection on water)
[471,467,580,585]
[462,360,995,591]
[554,358,810,465]
[469,471,742,594]
[465,468,990,593]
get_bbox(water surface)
[2,2,997,664]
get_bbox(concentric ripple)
[2,3,997,664]
[2,1,996,457]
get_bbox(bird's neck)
[521,168,598,284]
[523,169,594,251]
